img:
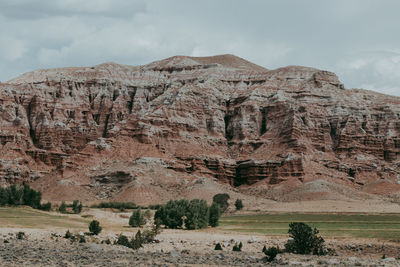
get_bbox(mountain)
[1,54,399,204]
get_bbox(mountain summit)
[0,55,399,203]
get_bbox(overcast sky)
[0,0,399,96]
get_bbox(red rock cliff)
[0,55,399,202]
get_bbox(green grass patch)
[219,213,400,240]
[0,207,89,229]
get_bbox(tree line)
[0,184,51,211]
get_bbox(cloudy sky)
[0,0,399,96]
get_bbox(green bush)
[154,199,189,229]
[59,202,67,213]
[39,202,52,211]
[72,200,82,214]
[115,231,144,250]
[185,199,209,230]
[129,208,146,227]
[285,222,325,255]
[208,202,221,227]
[264,246,279,262]
[214,243,223,250]
[16,231,26,240]
[234,199,243,210]
[89,220,102,235]
[64,230,73,239]
[212,193,230,213]
[232,242,242,252]
[115,234,130,247]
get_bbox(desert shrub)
[39,202,51,211]
[212,193,230,213]
[129,208,146,227]
[285,222,325,255]
[115,231,143,250]
[154,199,189,229]
[59,202,67,213]
[64,230,73,239]
[78,235,86,243]
[16,231,26,240]
[234,199,243,210]
[214,243,223,250]
[72,200,82,214]
[142,222,161,243]
[89,220,102,235]
[232,241,242,251]
[264,246,280,262]
[130,230,143,249]
[185,199,209,230]
[208,202,221,227]
[115,234,130,247]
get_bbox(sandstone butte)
[0,54,399,204]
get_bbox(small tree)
[285,222,325,255]
[89,220,102,235]
[234,199,243,210]
[212,193,230,213]
[39,202,51,211]
[130,230,143,249]
[129,208,146,227]
[209,202,221,227]
[59,202,67,213]
[72,200,82,214]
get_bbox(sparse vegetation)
[285,222,325,255]
[115,229,148,250]
[234,199,243,210]
[129,208,146,227]
[89,220,102,235]
[212,193,230,213]
[263,246,280,262]
[144,209,151,220]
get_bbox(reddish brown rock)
[0,54,399,202]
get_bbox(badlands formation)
[0,54,399,205]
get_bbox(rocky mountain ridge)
[0,54,399,203]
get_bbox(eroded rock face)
[0,54,399,201]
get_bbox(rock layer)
[0,54,399,202]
